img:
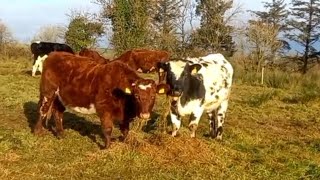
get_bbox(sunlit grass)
[0,56,319,179]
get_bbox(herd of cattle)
[30,41,234,149]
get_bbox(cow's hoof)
[216,135,222,141]
[209,130,216,139]
[190,132,196,138]
[101,143,111,150]
[189,124,197,138]
[119,135,127,142]
[33,128,45,136]
[171,131,177,137]
[56,132,65,139]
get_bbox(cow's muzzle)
[140,113,150,119]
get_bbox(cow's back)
[42,52,139,95]
[132,50,169,72]
[53,44,74,54]
[79,48,108,63]
[194,54,233,110]
[41,52,100,98]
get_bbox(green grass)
[0,56,319,179]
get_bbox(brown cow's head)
[124,79,168,119]
[78,48,109,63]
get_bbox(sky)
[0,0,287,46]
[0,0,101,42]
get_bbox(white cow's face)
[157,60,202,97]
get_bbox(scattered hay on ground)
[122,130,218,166]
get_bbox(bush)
[0,42,31,60]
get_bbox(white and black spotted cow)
[30,41,74,76]
[157,53,233,139]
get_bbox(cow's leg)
[170,101,182,137]
[34,95,54,135]
[100,113,113,149]
[32,56,41,76]
[119,120,129,141]
[207,110,217,139]
[38,55,48,74]
[215,100,229,140]
[170,113,181,137]
[53,98,66,138]
[188,107,204,138]
[38,59,44,74]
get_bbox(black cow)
[30,41,74,76]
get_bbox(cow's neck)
[179,74,205,106]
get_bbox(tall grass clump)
[246,89,278,107]
[231,55,320,92]
[263,70,292,89]
[230,60,260,86]
[282,68,320,103]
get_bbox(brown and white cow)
[33,52,167,149]
[78,47,109,64]
[113,49,170,83]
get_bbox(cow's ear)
[157,62,168,73]
[190,64,202,75]
[156,84,170,94]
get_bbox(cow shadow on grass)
[23,101,172,148]
[23,101,105,148]
[141,112,172,135]
[21,70,41,76]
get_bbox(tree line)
[0,0,319,74]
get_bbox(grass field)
[0,57,319,179]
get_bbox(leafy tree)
[285,0,320,74]
[175,0,196,57]
[65,11,104,52]
[251,0,288,29]
[150,0,182,53]
[246,21,282,84]
[190,0,236,57]
[97,0,150,55]
[250,0,289,55]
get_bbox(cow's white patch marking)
[39,97,49,116]
[170,113,181,137]
[55,89,96,114]
[32,54,48,76]
[177,99,202,116]
[138,83,152,90]
[71,104,96,114]
[169,61,186,80]
[35,41,40,44]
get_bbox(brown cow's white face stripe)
[138,83,152,90]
